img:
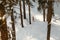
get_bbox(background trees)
[0,0,59,40]
[34,0,54,40]
[0,0,18,40]
[37,0,48,22]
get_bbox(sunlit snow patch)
[34,14,43,21]
[50,37,56,40]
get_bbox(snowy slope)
[16,20,47,40]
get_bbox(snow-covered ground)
[7,2,60,40]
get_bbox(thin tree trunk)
[47,24,51,40]
[43,0,47,22]
[43,3,45,22]
[23,0,26,19]
[19,0,24,27]
[11,9,16,40]
[28,0,31,24]
[10,4,16,40]
[47,0,53,40]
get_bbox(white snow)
[6,1,60,40]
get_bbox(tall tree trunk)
[28,0,31,24]
[0,4,8,40]
[42,0,47,22]
[23,0,26,19]
[47,0,53,40]
[19,0,24,27]
[42,3,45,22]
[47,23,51,40]
[10,6,16,40]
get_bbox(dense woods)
[0,0,60,40]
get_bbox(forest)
[0,0,60,40]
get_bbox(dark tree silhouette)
[28,0,31,24]
[19,0,24,27]
[23,0,26,19]
[10,8,16,40]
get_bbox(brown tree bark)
[1,19,8,40]
[0,4,8,40]
[47,0,53,40]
